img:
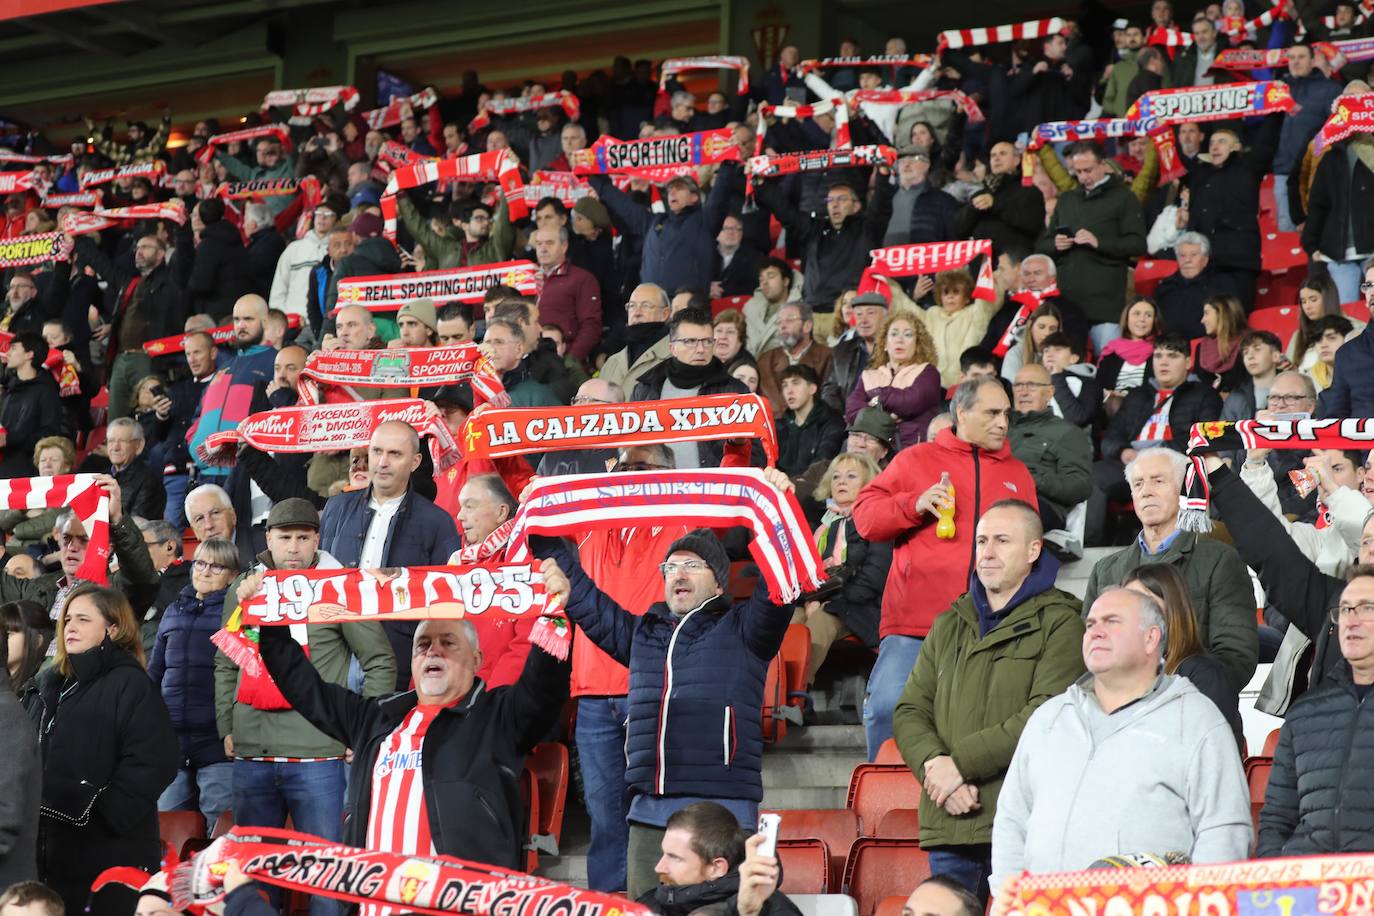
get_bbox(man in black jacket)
[242,203,286,300]
[821,293,887,412]
[951,142,1045,256]
[104,418,165,522]
[183,198,250,322]
[776,365,845,477]
[1,252,71,338]
[1152,232,1240,339]
[0,334,69,478]
[256,599,569,869]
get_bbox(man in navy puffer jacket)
[538,468,797,900]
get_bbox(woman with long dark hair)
[2,600,53,700]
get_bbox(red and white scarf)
[0,475,109,583]
[261,86,360,120]
[1220,0,1290,41]
[363,87,439,130]
[80,159,166,189]
[747,145,892,183]
[993,286,1062,357]
[0,172,35,194]
[197,124,293,164]
[506,469,826,604]
[798,55,934,75]
[335,260,538,312]
[938,16,1065,50]
[573,128,741,176]
[1127,80,1295,124]
[141,314,300,357]
[1024,117,1184,186]
[1147,25,1194,49]
[850,88,985,124]
[0,150,73,167]
[0,233,65,268]
[217,175,320,201]
[1314,92,1374,156]
[660,56,752,94]
[61,200,186,237]
[198,398,461,470]
[42,190,100,208]
[468,91,581,132]
[757,100,851,152]
[456,518,518,565]
[522,170,592,207]
[296,344,508,409]
[461,394,779,466]
[857,239,996,303]
[380,149,528,240]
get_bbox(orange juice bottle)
[935,472,956,540]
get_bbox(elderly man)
[711,214,761,299]
[185,484,236,543]
[822,292,888,412]
[1084,448,1258,690]
[758,302,833,416]
[877,151,960,247]
[534,225,601,362]
[854,378,1036,759]
[601,284,674,391]
[482,317,560,407]
[1152,232,1240,338]
[981,253,1089,358]
[105,418,165,521]
[990,588,1252,897]
[894,500,1085,903]
[538,468,798,899]
[1010,365,1092,533]
[535,378,626,477]
[327,304,382,352]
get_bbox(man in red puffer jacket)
[853,377,1036,760]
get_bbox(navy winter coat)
[1319,322,1374,421]
[148,584,229,769]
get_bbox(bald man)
[536,378,627,476]
[1010,363,1093,533]
[326,304,379,351]
[319,420,461,689]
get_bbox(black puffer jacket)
[112,458,166,522]
[1302,139,1374,263]
[951,174,1046,256]
[183,219,250,322]
[639,870,804,916]
[815,515,891,648]
[0,373,70,478]
[1100,379,1222,462]
[1182,114,1279,274]
[1257,668,1374,857]
[325,237,402,316]
[632,359,760,467]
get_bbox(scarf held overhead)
[798,55,934,74]
[1314,92,1374,156]
[61,200,187,237]
[261,86,360,118]
[0,233,64,268]
[747,145,893,180]
[0,475,109,583]
[467,91,581,132]
[937,16,1065,50]
[1025,118,1182,185]
[380,149,528,240]
[572,128,741,176]
[756,99,851,152]
[850,88,985,123]
[335,261,538,312]
[660,56,751,94]
[858,239,996,303]
[80,159,165,189]
[461,393,779,466]
[1127,80,1295,125]
[363,86,439,130]
[142,314,301,356]
[197,124,293,165]
[506,469,826,604]
[296,344,508,408]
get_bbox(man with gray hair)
[185,484,237,544]
[1083,446,1257,690]
[759,301,832,416]
[536,378,627,476]
[601,284,674,391]
[106,417,164,521]
[990,586,1252,899]
[1152,229,1241,338]
[243,201,285,300]
[533,224,601,362]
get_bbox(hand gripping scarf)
[660,56,751,94]
[335,260,538,313]
[460,393,779,466]
[937,16,1065,51]
[197,124,293,165]
[1180,418,1374,532]
[0,172,34,194]
[505,469,827,604]
[198,398,461,471]
[142,315,301,357]
[856,239,996,303]
[572,128,741,176]
[992,286,1061,358]
[61,200,187,237]
[261,86,360,120]
[798,55,934,75]
[1127,80,1295,125]
[173,827,651,916]
[849,88,985,124]
[0,233,65,268]
[80,159,165,189]
[380,150,528,240]
[363,87,439,130]
[0,475,109,583]
[1220,0,1290,41]
[756,100,851,153]
[747,145,893,182]
[296,344,509,409]
[1024,117,1183,185]
[1314,92,1374,156]
[42,191,101,208]
[468,91,581,132]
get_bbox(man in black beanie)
[538,468,797,899]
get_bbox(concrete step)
[773,723,866,751]
[762,750,867,789]
[762,785,849,809]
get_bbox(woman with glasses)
[147,538,241,831]
[844,310,943,449]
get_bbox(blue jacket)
[187,345,277,472]
[1275,73,1343,175]
[148,584,229,769]
[319,485,460,689]
[536,537,790,803]
[1319,322,1374,420]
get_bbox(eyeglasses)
[1267,394,1314,407]
[571,395,612,406]
[1011,382,1052,390]
[660,560,711,576]
[616,461,668,472]
[192,559,231,575]
[672,337,714,350]
[1330,602,1374,624]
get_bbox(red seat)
[729,560,760,600]
[1262,727,1281,758]
[1254,271,1305,311]
[843,838,932,916]
[711,295,751,317]
[1343,301,1369,322]
[1247,758,1273,806]
[528,742,569,849]
[780,624,812,707]
[847,764,921,835]
[874,739,903,765]
[763,808,859,891]
[158,810,206,863]
[776,838,831,895]
[875,807,919,839]
[210,810,234,838]
[762,655,787,743]
[1247,306,1301,343]
[1260,230,1306,273]
[874,896,906,916]
[1133,258,1179,297]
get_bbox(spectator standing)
[214,137,295,216]
[712,214,761,298]
[396,196,514,271]
[776,365,845,477]
[270,194,349,343]
[1274,44,1343,233]
[0,619,38,889]
[884,270,997,388]
[0,335,69,479]
[876,151,960,247]
[1303,137,1374,304]
[821,293,887,412]
[1171,16,1227,87]
[241,202,285,300]
[182,199,250,322]
[1319,262,1374,418]
[743,258,803,358]
[951,142,1045,255]
[1008,33,1092,133]
[533,225,601,363]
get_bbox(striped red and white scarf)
[850,88,985,124]
[573,128,742,177]
[468,91,581,132]
[1222,0,1289,40]
[142,314,300,356]
[461,394,778,465]
[798,54,934,75]
[747,145,892,182]
[79,159,166,189]
[0,475,109,583]
[857,239,996,303]
[1147,25,1194,49]
[506,469,826,604]
[757,99,851,152]
[217,175,321,201]
[296,344,509,408]
[61,200,186,237]
[0,233,65,269]
[457,518,518,565]
[41,191,100,208]
[0,172,34,195]
[1128,81,1294,125]
[261,86,360,119]
[1024,117,1184,186]
[660,56,751,94]
[938,16,1065,50]
[363,86,439,130]
[335,260,538,312]
[197,124,293,164]
[993,285,1061,357]
[380,149,528,240]
[1315,92,1374,156]
[0,150,73,166]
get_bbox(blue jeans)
[1327,259,1366,306]
[928,844,992,906]
[233,759,346,916]
[863,635,923,760]
[1089,323,1122,359]
[159,762,234,833]
[162,473,190,529]
[1273,174,1297,232]
[576,696,631,892]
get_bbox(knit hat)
[398,297,438,332]
[665,528,730,589]
[573,196,611,230]
[350,211,383,238]
[848,406,896,451]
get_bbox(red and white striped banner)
[938,17,1065,50]
[468,90,581,132]
[757,98,851,151]
[41,191,100,208]
[849,88,985,123]
[798,55,934,75]
[1146,25,1194,48]
[261,86,360,118]
[60,199,186,237]
[142,314,301,356]
[859,239,996,302]
[0,475,109,584]
[380,149,527,240]
[660,55,752,94]
[79,159,165,189]
[335,260,538,312]
[0,150,73,167]
[197,124,292,165]
[363,86,439,130]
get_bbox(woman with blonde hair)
[793,452,892,685]
[844,310,943,448]
[28,584,176,916]
[1197,294,1250,391]
[712,308,752,373]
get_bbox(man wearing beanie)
[270,192,350,346]
[538,468,798,899]
[394,298,438,348]
[570,196,616,313]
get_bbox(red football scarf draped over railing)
[937,16,1065,50]
[746,145,895,181]
[468,91,581,132]
[756,100,851,152]
[142,315,301,357]
[363,86,439,130]
[174,827,652,916]
[506,469,827,604]
[380,149,528,240]
[296,344,509,408]
[857,239,996,303]
[460,393,779,466]
[572,128,741,177]
[1127,80,1295,124]
[849,89,985,124]
[798,54,934,75]
[198,399,462,470]
[262,86,360,119]
[1181,418,1374,531]
[80,159,165,189]
[335,260,538,312]
[0,233,64,268]
[661,56,751,94]
[0,475,109,583]
[1315,92,1374,156]
[61,200,187,237]
[197,124,293,165]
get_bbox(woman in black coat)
[27,584,177,916]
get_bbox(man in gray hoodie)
[989,587,1251,899]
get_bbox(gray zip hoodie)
[991,673,1252,896]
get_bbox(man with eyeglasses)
[213,137,296,215]
[481,317,560,408]
[2,251,71,338]
[397,194,514,272]
[601,284,674,391]
[1317,262,1374,421]
[711,214,760,299]
[1009,364,1091,535]
[535,379,626,477]
[1220,370,1318,515]
[538,468,798,898]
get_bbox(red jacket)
[537,260,602,361]
[432,454,535,518]
[852,428,1037,639]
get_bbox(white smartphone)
[757,813,781,858]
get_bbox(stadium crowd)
[4,1,1374,915]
